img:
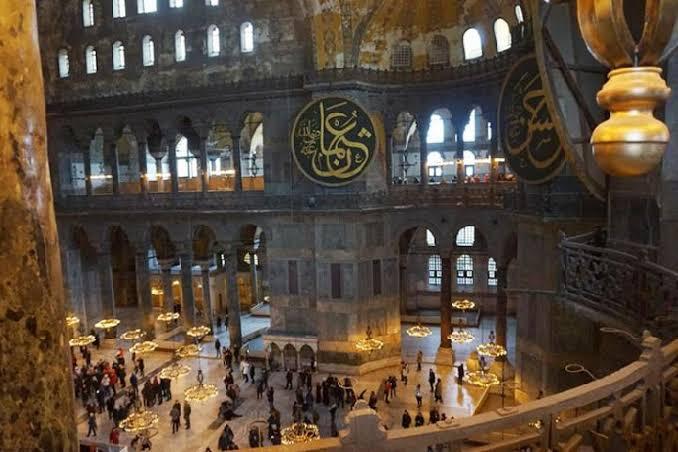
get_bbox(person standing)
[130,372,139,397]
[215,338,222,358]
[416,350,423,371]
[86,412,97,437]
[415,384,423,408]
[285,369,293,389]
[183,400,192,429]
[383,379,391,403]
[241,359,250,383]
[401,361,409,385]
[428,368,436,392]
[249,362,256,384]
[401,409,412,429]
[457,363,465,385]
[434,378,443,403]
[415,411,425,427]
[170,404,181,434]
[224,348,232,369]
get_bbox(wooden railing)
[559,231,678,336]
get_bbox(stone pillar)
[137,139,148,194]
[455,129,465,185]
[0,3,78,448]
[96,246,116,319]
[83,144,93,195]
[232,134,243,192]
[159,260,174,313]
[226,254,242,348]
[168,138,179,193]
[399,257,408,314]
[200,136,208,194]
[385,131,393,186]
[419,122,429,185]
[180,251,196,328]
[440,256,452,348]
[250,251,258,306]
[199,263,214,328]
[496,265,508,349]
[135,249,155,338]
[106,139,120,195]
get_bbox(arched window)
[391,41,412,69]
[175,30,186,62]
[206,0,219,5]
[488,258,498,286]
[207,25,221,57]
[169,0,183,7]
[462,28,483,60]
[494,18,512,52]
[427,151,443,178]
[57,49,70,78]
[429,35,449,66]
[142,35,155,66]
[427,114,444,144]
[240,22,254,53]
[137,0,157,14]
[456,255,474,286]
[112,41,125,70]
[85,45,97,74]
[515,4,525,23]
[426,230,436,247]
[463,150,476,177]
[428,255,442,286]
[113,0,126,18]
[456,226,475,247]
[176,136,198,178]
[83,0,94,27]
[463,108,477,143]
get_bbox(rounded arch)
[283,344,297,370]
[394,220,446,254]
[193,225,217,261]
[391,40,412,69]
[148,225,176,260]
[299,344,315,369]
[391,111,421,184]
[494,18,512,53]
[269,343,282,371]
[429,35,450,66]
[462,27,483,60]
[453,224,488,251]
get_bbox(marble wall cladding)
[0,2,77,450]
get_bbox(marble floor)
[75,315,517,451]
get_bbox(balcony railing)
[559,231,678,335]
[54,182,516,214]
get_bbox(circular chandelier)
[69,335,95,347]
[120,329,146,341]
[157,312,180,323]
[176,343,202,359]
[355,326,384,352]
[406,323,432,338]
[448,330,475,344]
[130,341,159,355]
[159,362,191,380]
[94,318,120,330]
[186,325,211,340]
[477,342,507,358]
[451,299,475,311]
[65,315,80,328]
[281,422,320,446]
[184,383,219,402]
[119,409,159,433]
[464,370,500,388]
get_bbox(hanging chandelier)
[281,422,320,446]
[463,370,500,388]
[451,299,475,311]
[184,383,219,402]
[354,326,384,352]
[130,341,159,355]
[448,330,475,344]
[176,343,202,359]
[94,318,120,330]
[120,329,146,341]
[65,315,80,328]
[119,409,159,433]
[69,335,95,347]
[477,342,507,358]
[406,323,432,338]
[157,312,180,323]
[186,325,211,340]
[159,362,191,380]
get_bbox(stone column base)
[319,356,403,376]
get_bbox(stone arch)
[269,343,282,371]
[283,343,297,370]
[109,226,137,308]
[148,225,176,261]
[391,111,421,184]
[193,225,217,262]
[299,344,315,369]
[239,112,265,190]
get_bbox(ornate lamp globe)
[281,422,320,446]
[464,370,500,388]
[157,312,180,323]
[129,340,159,355]
[159,362,191,380]
[94,318,120,330]
[184,383,219,402]
[477,342,507,358]
[354,325,384,352]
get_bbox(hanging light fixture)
[130,341,159,355]
[69,335,96,347]
[176,343,202,359]
[65,315,80,328]
[119,409,159,433]
[94,318,120,330]
[406,317,432,338]
[186,325,211,340]
[448,330,475,344]
[451,299,476,311]
[463,370,500,388]
[477,342,507,358]
[354,325,384,352]
[120,329,146,341]
[157,312,180,323]
[281,422,320,446]
[183,383,219,402]
[159,362,191,380]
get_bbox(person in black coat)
[457,363,465,385]
[414,411,425,427]
[401,410,412,428]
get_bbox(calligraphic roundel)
[291,96,377,186]
[499,54,565,184]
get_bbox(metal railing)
[559,231,678,335]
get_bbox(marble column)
[496,266,508,348]
[440,256,452,348]
[419,123,429,185]
[385,131,393,186]
[232,135,243,192]
[226,254,242,348]
[135,249,155,338]
[200,263,214,328]
[0,3,77,448]
[96,247,116,319]
[159,260,174,313]
[250,251,258,306]
[168,138,179,193]
[180,251,196,328]
[399,257,408,314]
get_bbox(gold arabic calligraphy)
[294,99,375,184]
[505,72,562,170]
